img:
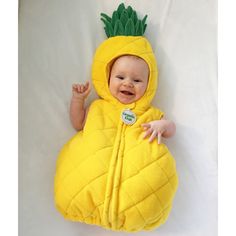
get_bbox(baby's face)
[109,56,149,104]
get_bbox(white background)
[18,0,217,235]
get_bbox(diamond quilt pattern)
[54,99,178,232]
[54,36,178,232]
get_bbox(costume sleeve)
[152,107,164,120]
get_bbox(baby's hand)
[72,81,91,100]
[141,120,168,144]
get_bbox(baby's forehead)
[112,55,149,71]
[114,55,145,63]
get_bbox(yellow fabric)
[54,36,178,232]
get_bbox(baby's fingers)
[72,84,83,93]
[157,132,162,144]
[72,84,78,91]
[82,81,91,96]
[141,123,151,130]
[78,85,85,93]
[149,130,158,143]
[84,81,90,90]
[85,81,91,92]
[143,128,153,139]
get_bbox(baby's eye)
[134,79,141,83]
[117,76,124,80]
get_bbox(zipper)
[110,123,126,229]
[102,119,126,229]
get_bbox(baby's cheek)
[139,87,147,96]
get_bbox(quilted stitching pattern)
[55,99,178,232]
[54,36,178,232]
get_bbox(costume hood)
[91,36,158,112]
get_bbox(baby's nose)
[123,79,134,87]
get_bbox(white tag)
[121,109,136,125]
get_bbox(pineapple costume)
[54,3,178,232]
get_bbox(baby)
[55,4,178,231]
[70,55,176,143]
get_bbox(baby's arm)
[142,117,176,144]
[70,82,91,131]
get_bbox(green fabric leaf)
[143,24,147,34]
[100,13,112,23]
[104,27,110,37]
[101,18,114,37]
[120,10,129,28]
[113,21,119,35]
[135,20,141,35]
[100,3,148,37]
[114,20,124,35]
[130,10,137,25]
[127,6,133,17]
[140,21,144,35]
[111,11,119,27]
[117,3,125,17]
[142,15,148,26]
[118,20,125,34]
[125,19,135,36]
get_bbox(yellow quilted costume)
[54,4,178,232]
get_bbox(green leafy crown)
[100,3,148,38]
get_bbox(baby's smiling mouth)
[120,90,134,96]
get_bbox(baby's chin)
[117,96,137,104]
[119,100,134,104]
